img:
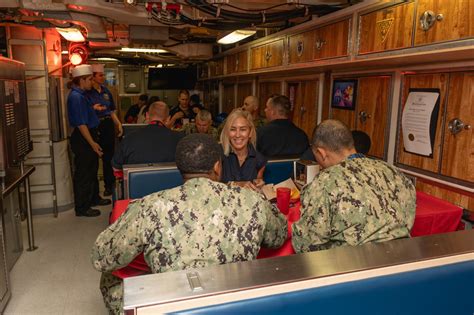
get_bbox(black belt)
[99,115,112,121]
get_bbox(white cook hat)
[90,63,105,73]
[72,64,93,78]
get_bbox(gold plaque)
[376,18,394,43]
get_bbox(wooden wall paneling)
[287,82,300,124]
[298,80,319,137]
[358,2,415,54]
[226,55,235,75]
[355,76,391,159]
[208,80,220,116]
[236,82,253,107]
[215,58,224,76]
[322,71,332,121]
[236,50,248,73]
[415,0,474,46]
[314,19,350,60]
[440,72,474,183]
[251,45,266,70]
[331,108,356,129]
[258,81,281,117]
[266,39,284,68]
[226,51,248,74]
[289,30,315,64]
[209,61,216,77]
[416,180,474,210]
[223,83,236,114]
[397,73,448,173]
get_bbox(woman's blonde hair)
[220,108,256,156]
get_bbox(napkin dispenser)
[294,160,320,186]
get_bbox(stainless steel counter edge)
[124,230,474,309]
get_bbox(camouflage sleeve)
[210,127,219,142]
[91,200,148,272]
[261,199,287,248]
[292,183,332,253]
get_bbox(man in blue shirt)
[87,64,123,197]
[68,64,105,217]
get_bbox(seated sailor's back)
[293,119,416,253]
[111,101,184,169]
[92,134,287,314]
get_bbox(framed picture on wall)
[331,79,357,110]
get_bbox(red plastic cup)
[276,187,291,215]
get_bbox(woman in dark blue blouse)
[220,109,267,190]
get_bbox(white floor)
[4,203,111,315]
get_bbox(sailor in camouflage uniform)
[241,96,266,128]
[91,134,287,314]
[179,109,219,141]
[292,119,416,253]
[217,96,265,136]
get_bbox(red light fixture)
[70,53,83,65]
[68,44,88,65]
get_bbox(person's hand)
[116,123,123,137]
[93,104,106,111]
[172,111,184,120]
[91,142,103,157]
[253,179,265,189]
[233,181,260,192]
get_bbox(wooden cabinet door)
[355,76,391,159]
[359,2,415,54]
[258,81,281,117]
[265,39,284,68]
[314,19,350,60]
[289,30,315,64]
[290,80,319,137]
[236,51,248,73]
[236,82,253,108]
[251,39,284,70]
[251,45,266,70]
[440,72,474,183]
[225,55,235,75]
[215,58,224,76]
[226,51,248,74]
[397,73,448,173]
[415,0,474,45]
[210,58,224,77]
[223,83,235,114]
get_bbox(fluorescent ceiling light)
[56,27,85,42]
[119,47,167,53]
[90,57,119,62]
[217,30,256,45]
[61,50,68,55]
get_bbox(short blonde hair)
[196,109,212,122]
[220,108,256,156]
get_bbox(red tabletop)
[109,192,463,279]
[410,191,463,237]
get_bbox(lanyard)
[149,120,166,127]
[347,153,365,160]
